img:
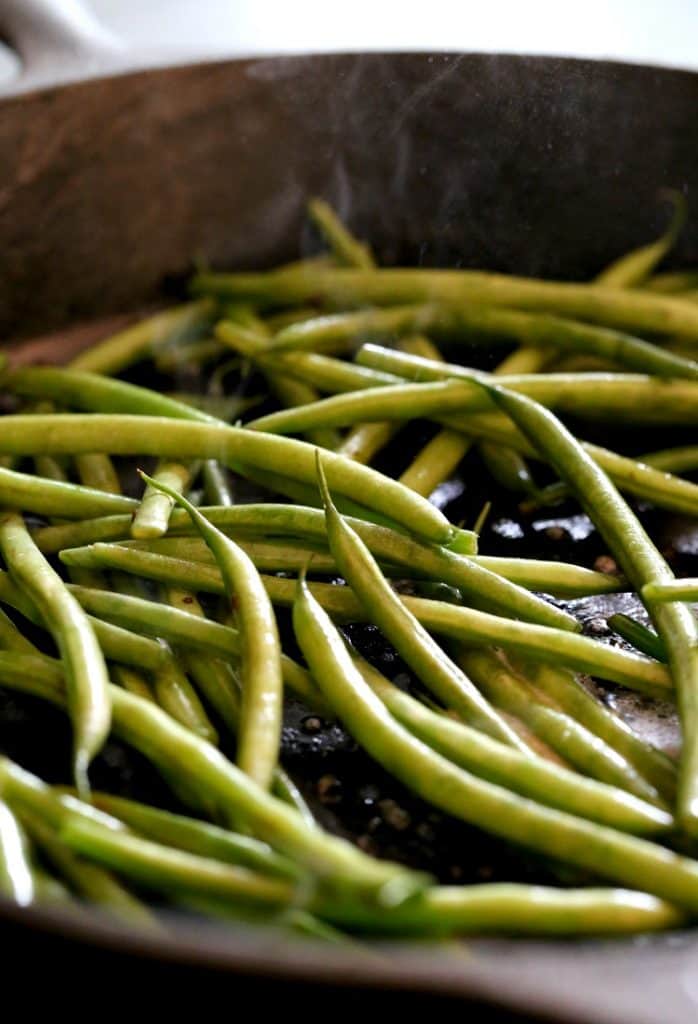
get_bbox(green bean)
[277,303,698,377]
[355,655,670,833]
[644,270,698,294]
[0,799,35,905]
[307,198,375,269]
[290,568,698,913]
[358,347,698,426]
[596,191,687,287]
[506,653,676,803]
[399,430,471,496]
[192,266,698,339]
[456,648,665,807]
[482,382,698,834]
[90,792,300,879]
[643,580,698,603]
[315,458,527,750]
[0,656,427,904]
[0,464,137,518]
[0,569,168,672]
[154,337,224,373]
[0,514,110,796]
[69,300,214,375]
[0,606,39,654]
[338,422,397,463]
[608,614,668,662]
[34,868,72,905]
[139,472,283,791]
[131,461,195,540]
[18,809,155,925]
[471,556,623,597]
[111,664,155,702]
[2,366,219,424]
[216,320,401,394]
[0,414,453,545]
[201,460,234,506]
[74,452,121,495]
[358,885,684,936]
[640,446,698,474]
[152,655,218,745]
[271,770,316,831]
[61,817,297,909]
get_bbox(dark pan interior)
[1,52,698,1024]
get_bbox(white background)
[87,0,698,71]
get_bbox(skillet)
[0,3,698,1020]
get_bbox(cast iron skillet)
[1,4,698,1021]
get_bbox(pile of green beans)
[1,198,698,943]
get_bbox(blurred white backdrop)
[88,0,698,70]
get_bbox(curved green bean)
[596,191,686,288]
[0,514,110,796]
[131,461,196,540]
[0,799,35,905]
[139,472,282,790]
[307,198,375,269]
[0,464,137,519]
[0,414,453,545]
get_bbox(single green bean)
[483,382,698,834]
[640,446,698,474]
[131,461,196,540]
[152,655,218,745]
[74,453,121,495]
[110,664,155,703]
[644,270,698,294]
[315,458,527,750]
[0,606,39,655]
[643,580,698,603]
[0,464,137,518]
[307,198,375,269]
[356,656,669,832]
[0,514,110,795]
[0,799,35,905]
[290,569,698,914]
[608,614,668,662]
[139,472,283,791]
[596,191,687,288]
[201,460,234,506]
[69,300,214,375]
[192,265,698,339]
[0,414,453,545]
